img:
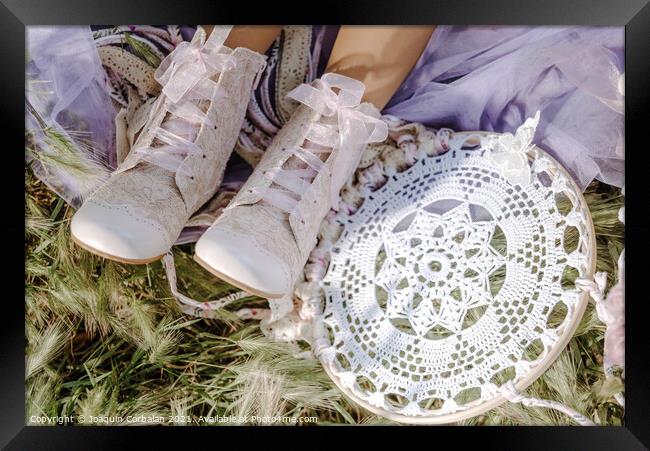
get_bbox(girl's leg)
[325,26,435,109]
[203,25,283,54]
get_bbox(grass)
[122,32,163,68]
[25,166,624,426]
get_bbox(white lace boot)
[71,26,267,263]
[195,73,388,298]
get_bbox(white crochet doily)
[310,116,595,423]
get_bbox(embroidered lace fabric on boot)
[133,27,235,180]
[256,114,338,222]
[252,73,388,225]
[308,114,595,420]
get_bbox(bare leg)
[203,25,283,54]
[325,26,435,109]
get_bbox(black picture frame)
[3,0,648,448]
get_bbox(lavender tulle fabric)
[386,26,624,190]
[26,26,116,203]
[26,25,624,210]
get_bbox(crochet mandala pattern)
[312,125,595,421]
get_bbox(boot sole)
[71,232,165,265]
[193,253,286,299]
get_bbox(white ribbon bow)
[154,26,235,104]
[286,73,388,209]
[481,111,541,188]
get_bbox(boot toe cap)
[71,201,169,263]
[195,225,292,298]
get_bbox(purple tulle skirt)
[386,26,624,190]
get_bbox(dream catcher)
[294,112,601,423]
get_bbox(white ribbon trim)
[481,111,540,188]
[576,268,625,408]
[162,252,253,318]
[154,25,235,104]
[500,381,596,426]
[284,73,389,210]
[134,26,237,177]
[576,271,608,304]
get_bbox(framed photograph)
[3,0,647,447]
